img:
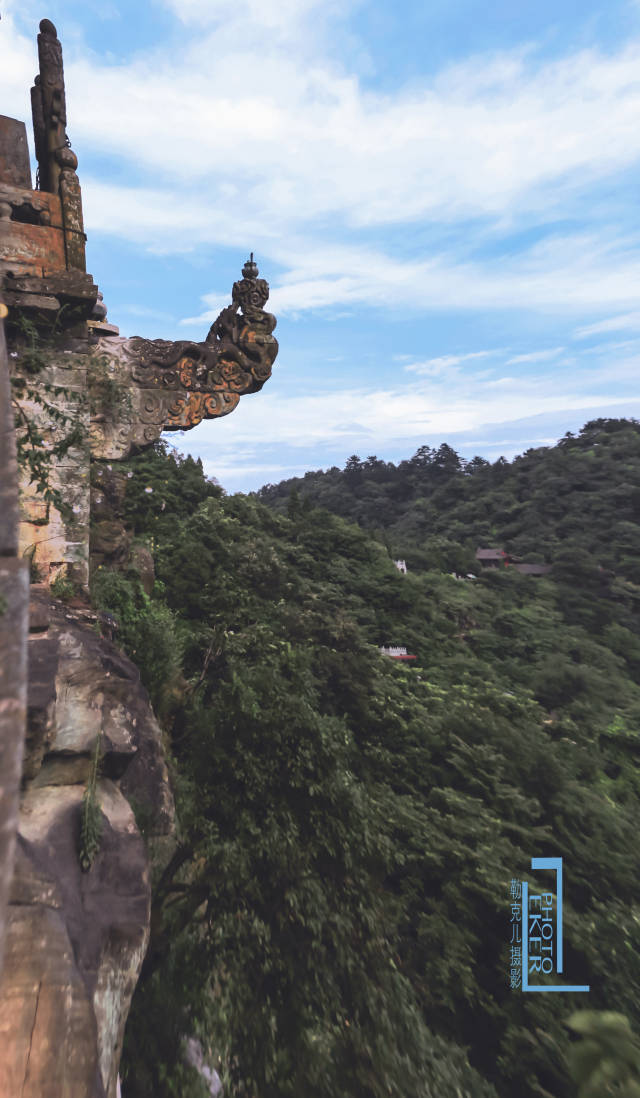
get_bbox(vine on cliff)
[79,732,103,871]
[9,310,85,522]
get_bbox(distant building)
[475,548,507,568]
[380,646,417,660]
[394,559,407,574]
[475,548,551,575]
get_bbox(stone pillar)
[32,20,67,196]
[0,118,32,190]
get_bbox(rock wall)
[0,296,29,979]
[16,341,92,589]
[0,590,174,1098]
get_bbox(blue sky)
[3,0,640,492]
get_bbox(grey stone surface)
[0,306,29,979]
[0,558,29,977]
[0,117,31,189]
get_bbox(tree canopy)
[97,420,640,1098]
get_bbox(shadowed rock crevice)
[22,979,41,1096]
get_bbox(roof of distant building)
[379,645,417,660]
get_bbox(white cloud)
[6,2,638,492]
[581,338,640,355]
[201,460,294,481]
[0,12,42,124]
[168,336,640,487]
[404,351,495,375]
[185,352,640,459]
[172,232,640,321]
[159,0,347,36]
[506,347,564,364]
[7,9,640,237]
[6,5,640,322]
[573,311,640,338]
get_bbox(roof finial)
[242,253,259,280]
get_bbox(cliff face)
[0,290,29,981]
[0,590,174,1098]
[1,24,280,1093]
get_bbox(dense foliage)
[257,418,640,583]
[100,420,640,1098]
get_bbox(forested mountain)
[257,417,640,582]
[93,418,640,1098]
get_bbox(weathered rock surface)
[0,295,29,980]
[16,346,92,589]
[0,591,174,1098]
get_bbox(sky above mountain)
[3,0,640,491]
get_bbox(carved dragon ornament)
[89,255,278,459]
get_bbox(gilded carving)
[166,391,240,428]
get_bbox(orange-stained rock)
[0,844,99,1098]
[0,592,174,1098]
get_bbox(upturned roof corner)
[0,17,278,414]
[1,19,279,589]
